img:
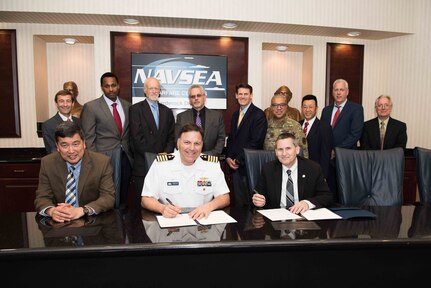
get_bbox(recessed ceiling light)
[276,45,288,52]
[123,18,140,25]
[347,31,361,37]
[63,38,77,45]
[222,22,237,29]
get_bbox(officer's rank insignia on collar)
[156,154,175,162]
[200,154,219,163]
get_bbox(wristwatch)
[83,206,90,217]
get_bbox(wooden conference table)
[1,205,430,287]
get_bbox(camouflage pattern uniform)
[263,116,309,158]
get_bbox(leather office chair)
[414,147,431,205]
[335,147,404,206]
[243,148,276,194]
[144,152,157,175]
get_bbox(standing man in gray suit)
[42,89,81,154]
[174,84,225,156]
[80,72,133,208]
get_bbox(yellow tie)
[237,110,244,128]
[380,121,386,150]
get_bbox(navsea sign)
[131,53,228,109]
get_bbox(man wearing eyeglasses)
[130,77,176,208]
[174,84,225,156]
[263,93,309,158]
[360,95,407,150]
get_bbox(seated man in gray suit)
[42,89,81,154]
[174,84,225,156]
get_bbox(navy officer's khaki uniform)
[141,150,229,207]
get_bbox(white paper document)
[301,208,342,220]
[156,210,237,228]
[257,208,303,221]
[258,207,342,221]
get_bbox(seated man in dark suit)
[252,132,333,214]
[35,121,115,223]
[42,89,81,154]
[361,95,407,150]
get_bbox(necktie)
[237,110,244,128]
[151,103,159,129]
[331,105,340,127]
[380,121,386,150]
[112,103,122,136]
[65,166,77,207]
[196,111,202,127]
[303,121,309,136]
[286,169,294,207]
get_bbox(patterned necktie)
[151,103,159,129]
[237,110,244,128]
[303,121,309,136]
[111,103,122,136]
[380,121,386,150]
[286,169,294,207]
[65,166,77,207]
[331,105,341,127]
[196,111,202,127]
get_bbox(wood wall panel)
[325,43,364,106]
[0,29,20,138]
[111,32,248,134]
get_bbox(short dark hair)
[179,123,203,139]
[302,94,318,106]
[276,132,299,147]
[100,72,119,86]
[54,89,74,103]
[235,83,253,94]
[55,121,84,143]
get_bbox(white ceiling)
[1,11,410,51]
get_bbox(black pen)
[165,198,175,206]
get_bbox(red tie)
[303,121,309,136]
[331,105,341,127]
[112,103,122,136]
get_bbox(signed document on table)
[156,210,237,228]
[257,208,342,222]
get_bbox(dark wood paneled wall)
[0,29,21,137]
[110,32,249,134]
[325,43,364,106]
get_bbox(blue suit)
[227,103,267,206]
[321,100,364,149]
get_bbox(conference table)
[1,205,430,287]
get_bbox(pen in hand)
[165,198,174,206]
[165,198,181,216]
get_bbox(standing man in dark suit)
[361,95,407,150]
[35,121,115,223]
[175,84,225,156]
[130,76,175,207]
[226,83,268,207]
[252,132,333,213]
[321,79,364,201]
[80,72,133,208]
[42,89,81,154]
[300,94,333,179]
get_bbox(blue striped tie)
[286,169,294,207]
[65,166,77,206]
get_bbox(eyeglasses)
[376,104,391,109]
[271,103,288,108]
[189,94,204,99]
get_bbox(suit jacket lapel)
[297,158,305,200]
[78,151,91,198]
[143,99,158,131]
[274,161,283,205]
[99,96,119,134]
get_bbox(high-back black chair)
[243,149,276,194]
[414,147,431,205]
[335,147,404,206]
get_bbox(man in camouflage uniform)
[264,93,309,158]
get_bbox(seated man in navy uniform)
[141,123,230,219]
